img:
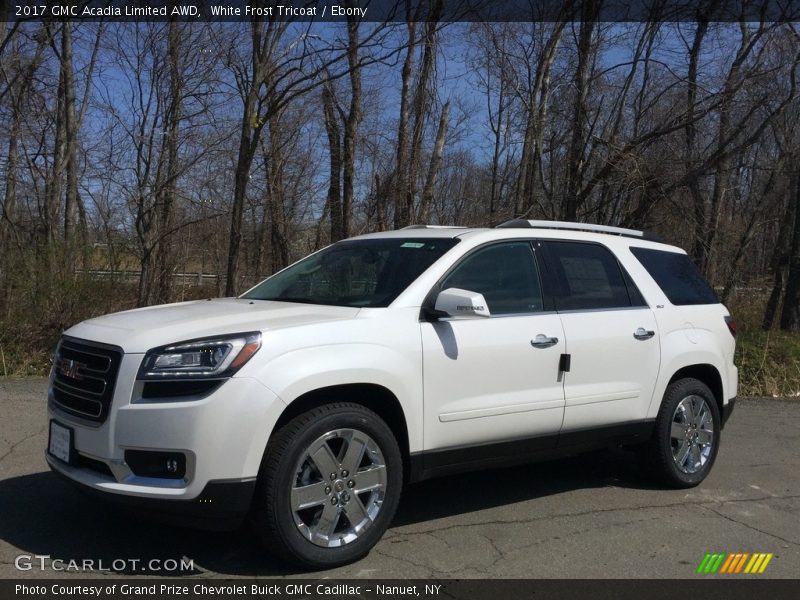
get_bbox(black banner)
[6,0,800,23]
[3,580,800,600]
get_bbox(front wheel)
[251,403,403,568]
[645,378,721,488]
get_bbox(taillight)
[724,315,736,337]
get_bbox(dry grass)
[0,273,135,377]
[0,252,218,377]
[728,290,800,398]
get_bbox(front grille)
[50,337,123,423]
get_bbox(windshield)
[242,238,460,307]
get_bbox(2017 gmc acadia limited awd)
[46,220,737,568]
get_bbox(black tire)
[251,402,403,569]
[645,377,721,488]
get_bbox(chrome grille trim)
[50,337,123,424]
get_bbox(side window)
[545,241,636,311]
[440,242,544,314]
[630,247,718,306]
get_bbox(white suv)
[46,220,737,568]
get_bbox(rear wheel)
[252,403,402,568]
[645,378,720,488]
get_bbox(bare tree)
[391,0,445,228]
[418,101,449,222]
[341,12,362,240]
[322,79,343,241]
[322,12,363,244]
[222,17,396,294]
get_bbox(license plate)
[48,421,73,464]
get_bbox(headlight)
[138,332,262,380]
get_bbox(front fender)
[250,343,423,453]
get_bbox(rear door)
[540,240,661,431]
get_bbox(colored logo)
[697,552,773,574]
[58,357,85,381]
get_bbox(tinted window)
[630,247,718,305]
[621,267,648,307]
[546,241,635,310]
[243,238,459,307]
[440,242,543,314]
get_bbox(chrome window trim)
[555,306,651,315]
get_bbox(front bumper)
[47,363,285,523]
[48,460,256,530]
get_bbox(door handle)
[633,327,655,340]
[531,334,559,348]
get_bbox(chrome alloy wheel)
[670,395,715,474]
[290,428,387,548]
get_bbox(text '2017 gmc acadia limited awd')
[46,220,737,568]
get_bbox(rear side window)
[545,241,642,310]
[630,247,718,305]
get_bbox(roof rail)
[401,224,469,230]
[495,219,662,242]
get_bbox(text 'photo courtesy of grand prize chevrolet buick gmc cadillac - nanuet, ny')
[45,220,737,568]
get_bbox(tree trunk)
[45,26,68,243]
[1,113,19,254]
[138,247,155,307]
[764,271,785,330]
[516,21,566,217]
[61,22,79,244]
[226,84,262,295]
[341,14,362,239]
[685,18,710,265]
[374,174,388,231]
[488,66,505,225]
[266,111,289,272]
[225,22,272,296]
[392,19,418,229]
[780,167,800,331]
[154,20,182,304]
[419,101,449,223]
[1,28,46,255]
[561,3,598,221]
[762,208,791,330]
[322,82,343,241]
[405,0,444,225]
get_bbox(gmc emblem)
[58,357,85,381]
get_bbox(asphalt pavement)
[1,378,798,578]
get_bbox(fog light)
[124,450,186,479]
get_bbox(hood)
[63,298,361,353]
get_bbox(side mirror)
[434,288,491,319]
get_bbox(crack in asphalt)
[380,499,799,576]
[702,505,800,547]
[371,546,439,577]
[465,514,667,576]
[0,425,45,466]
[426,531,456,551]
[479,533,503,559]
[388,492,800,539]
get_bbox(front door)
[421,241,566,457]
